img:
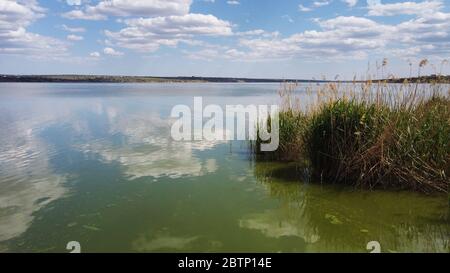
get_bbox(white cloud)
[66,0,82,5]
[342,0,358,7]
[298,4,312,12]
[103,47,124,56]
[193,8,450,62]
[367,0,443,16]
[235,29,280,38]
[62,0,234,58]
[299,0,332,12]
[62,0,192,20]
[226,16,389,60]
[61,24,85,33]
[62,9,108,20]
[227,0,240,5]
[67,34,83,41]
[282,15,294,23]
[105,13,232,52]
[313,0,331,7]
[0,0,45,26]
[236,29,265,36]
[123,14,232,36]
[89,51,100,57]
[0,0,67,56]
[366,0,380,5]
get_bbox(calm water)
[0,83,448,253]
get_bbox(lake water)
[0,83,448,253]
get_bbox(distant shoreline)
[0,74,448,83]
[0,75,325,83]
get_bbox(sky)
[0,0,449,79]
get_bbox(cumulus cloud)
[89,51,100,57]
[62,0,234,56]
[298,4,312,12]
[62,0,192,20]
[62,0,233,56]
[219,16,390,60]
[2,0,449,66]
[103,47,124,56]
[187,6,450,62]
[62,9,108,20]
[61,24,85,33]
[66,0,82,5]
[0,0,67,56]
[367,0,443,16]
[235,29,280,38]
[299,0,332,12]
[210,1,448,62]
[67,34,83,41]
[105,13,232,52]
[313,0,331,7]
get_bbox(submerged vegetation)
[253,61,450,194]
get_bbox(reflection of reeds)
[253,61,450,193]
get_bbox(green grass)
[253,109,308,161]
[306,99,389,186]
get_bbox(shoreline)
[0,74,326,84]
[1,74,449,84]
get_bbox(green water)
[0,83,448,253]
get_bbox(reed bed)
[252,62,450,193]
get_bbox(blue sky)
[0,0,449,79]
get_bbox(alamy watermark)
[170,97,280,152]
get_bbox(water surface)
[0,83,448,253]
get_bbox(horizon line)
[1,73,448,83]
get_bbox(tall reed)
[253,61,450,193]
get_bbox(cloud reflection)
[0,107,68,243]
[132,234,199,252]
[239,210,320,244]
[76,105,222,180]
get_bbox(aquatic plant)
[253,60,450,193]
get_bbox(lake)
[0,83,448,253]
